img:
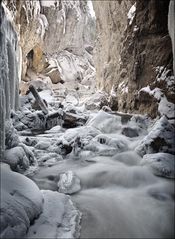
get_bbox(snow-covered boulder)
[135,116,175,156]
[140,153,175,179]
[87,110,122,133]
[4,146,30,172]
[0,163,43,238]
[26,190,81,238]
[58,171,81,194]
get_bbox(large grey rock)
[0,163,43,238]
[140,153,175,179]
[135,116,175,156]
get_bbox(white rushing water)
[25,109,174,238]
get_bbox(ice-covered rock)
[140,153,175,179]
[87,110,122,134]
[26,190,81,238]
[4,146,30,172]
[35,141,51,150]
[135,116,175,156]
[61,126,101,144]
[58,171,81,194]
[5,121,20,149]
[0,163,43,238]
[84,92,108,110]
[84,134,129,156]
[121,126,139,138]
[14,110,46,131]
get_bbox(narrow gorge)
[0,1,174,238]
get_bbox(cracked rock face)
[93,0,174,117]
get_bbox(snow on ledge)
[87,0,96,19]
[127,3,136,25]
[139,86,163,101]
[139,85,175,119]
[40,0,56,7]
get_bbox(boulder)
[140,153,175,178]
[135,116,175,156]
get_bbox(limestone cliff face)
[3,0,96,90]
[93,0,174,117]
[39,0,96,90]
[42,0,95,56]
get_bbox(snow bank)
[0,163,43,238]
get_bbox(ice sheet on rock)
[140,153,175,179]
[0,163,43,239]
[58,171,81,194]
[26,190,81,239]
[135,116,175,156]
[86,110,122,133]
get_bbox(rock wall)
[39,0,96,89]
[93,0,174,117]
[168,0,175,74]
[3,0,96,92]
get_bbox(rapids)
[28,112,174,238]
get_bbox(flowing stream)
[27,111,174,238]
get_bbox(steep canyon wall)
[93,0,174,117]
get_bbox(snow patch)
[127,3,136,25]
[87,1,96,19]
[40,0,56,8]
